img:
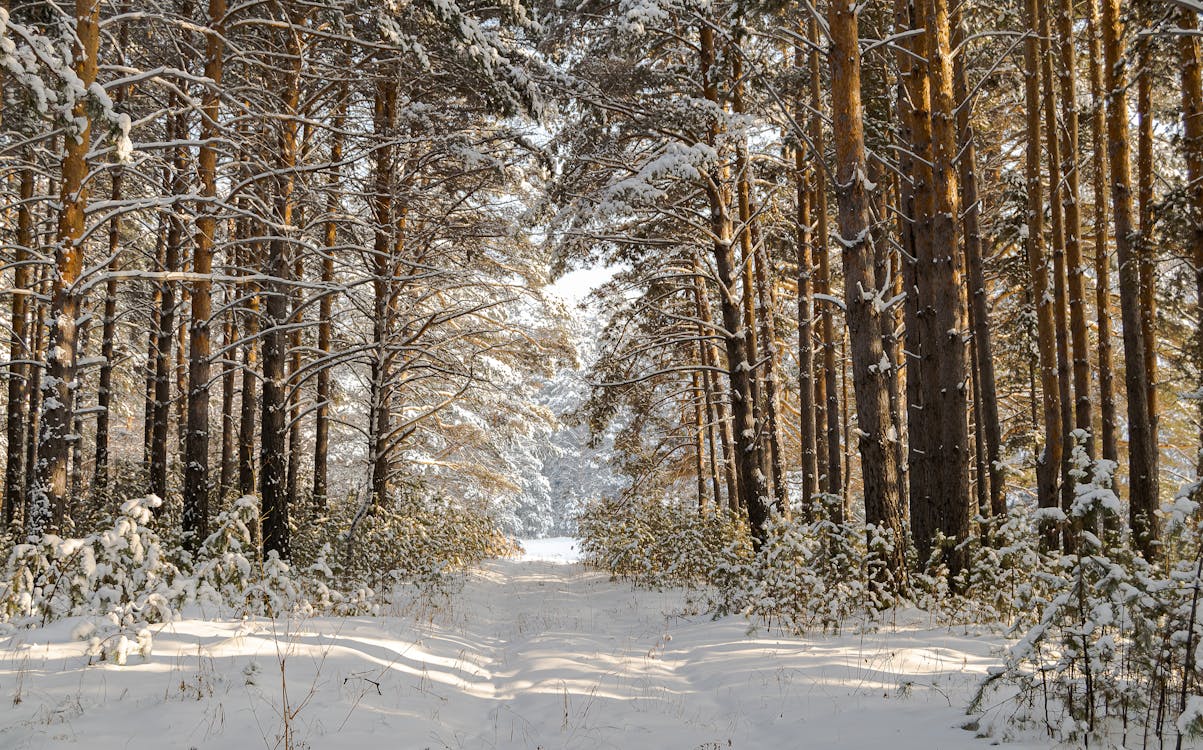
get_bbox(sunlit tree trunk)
[1024,0,1063,531]
[30,0,101,535]
[830,0,907,586]
[183,0,227,550]
[1086,0,1117,464]
[4,167,34,527]
[1101,0,1159,558]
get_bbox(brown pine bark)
[808,16,840,503]
[94,165,122,497]
[1056,0,1093,456]
[260,9,304,558]
[1136,30,1158,475]
[4,167,34,527]
[952,12,1003,517]
[699,23,766,537]
[313,84,347,512]
[919,0,972,573]
[1024,0,1063,525]
[1086,0,1117,463]
[1101,0,1159,558]
[94,3,130,500]
[1038,0,1075,525]
[23,273,46,527]
[1181,9,1203,475]
[183,0,227,550]
[795,51,818,513]
[895,0,939,554]
[151,113,185,502]
[829,0,907,585]
[367,75,398,507]
[218,299,237,500]
[693,256,738,512]
[238,274,259,498]
[30,0,101,535]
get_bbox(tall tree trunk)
[313,82,347,513]
[1056,0,1093,458]
[699,23,767,538]
[30,0,101,535]
[23,273,45,528]
[151,114,185,502]
[183,0,227,551]
[952,12,1003,517]
[218,300,237,500]
[1136,28,1158,481]
[1087,0,1117,464]
[260,9,304,558]
[693,256,738,512]
[829,0,907,586]
[795,59,818,514]
[896,0,941,560]
[1039,0,1075,526]
[921,0,972,573]
[94,2,130,501]
[368,75,398,507]
[808,16,841,504]
[238,275,259,498]
[731,40,775,511]
[4,167,33,527]
[1101,0,1159,558]
[1181,9,1203,477]
[94,167,121,497]
[1024,0,1063,531]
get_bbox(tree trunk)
[238,274,259,498]
[829,0,907,586]
[921,0,972,574]
[313,82,347,512]
[368,77,396,507]
[183,0,226,551]
[699,23,766,537]
[952,12,1003,517]
[151,113,185,502]
[260,9,304,558]
[1056,0,1092,459]
[29,0,101,535]
[4,167,33,527]
[809,16,841,504]
[795,43,818,514]
[1024,0,1063,531]
[1181,9,1203,477]
[1086,0,1117,464]
[1136,28,1158,484]
[218,299,237,501]
[693,256,738,512]
[1101,0,1159,558]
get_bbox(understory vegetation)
[576,451,1203,748]
[0,490,514,656]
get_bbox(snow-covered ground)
[0,552,1044,749]
[516,536,580,564]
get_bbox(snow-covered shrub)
[187,495,262,611]
[328,491,517,597]
[0,496,178,660]
[721,495,896,633]
[911,509,1057,626]
[971,435,1181,745]
[576,496,751,588]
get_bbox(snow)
[0,558,1047,749]
[516,536,580,564]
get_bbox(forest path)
[0,551,1045,749]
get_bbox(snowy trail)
[0,551,1044,749]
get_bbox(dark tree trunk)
[830,0,908,586]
